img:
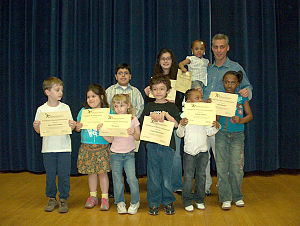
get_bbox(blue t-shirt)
[219,94,248,132]
[77,108,113,144]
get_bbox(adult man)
[204,34,253,195]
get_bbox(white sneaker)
[195,203,205,210]
[128,202,140,215]
[235,200,245,207]
[117,202,127,214]
[184,205,194,212]
[222,201,232,210]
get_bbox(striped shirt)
[106,83,144,118]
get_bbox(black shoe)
[108,193,114,198]
[205,190,211,196]
[175,190,182,196]
[164,203,175,215]
[149,206,159,215]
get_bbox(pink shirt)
[110,116,140,153]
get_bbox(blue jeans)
[43,152,71,199]
[182,151,208,207]
[110,151,140,204]
[146,143,176,207]
[171,131,183,191]
[215,131,245,202]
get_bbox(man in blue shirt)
[203,34,253,195]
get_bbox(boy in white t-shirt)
[33,76,76,213]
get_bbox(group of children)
[33,37,253,215]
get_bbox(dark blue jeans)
[146,143,176,207]
[215,130,245,202]
[43,152,71,199]
[182,151,208,207]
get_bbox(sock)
[90,191,97,197]
[102,193,108,199]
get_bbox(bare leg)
[88,174,98,192]
[98,173,109,194]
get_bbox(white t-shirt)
[34,102,73,153]
[187,56,209,85]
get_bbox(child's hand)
[206,98,212,103]
[144,86,151,96]
[238,88,248,98]
[212,120,220,129]
[181,67,187,73]
[33,120,40,129]
[97,123,103,132]
[76,121,83,131]
[231,116,241,124]
[180,118,188,126]
[127,128,135,136]
[150,112,164,122]
[69,120,76,130]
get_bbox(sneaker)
[45,198,57,212]
[205,190,211,196]
[174,190,182,196]
[128,202,140,215]
[235,200,245,207]
[222,201,231,210]
[164,203,175,215]
[149,206,159,215]
[58,199,68,213]
[85,196,98,208]
[195,203,205,210]
[100,198,109,211]
[184,205,194,212]
[117,202,127,214]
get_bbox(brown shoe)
[58,199,69,213]
[45,198,57,212]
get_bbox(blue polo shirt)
[203,58,253,101]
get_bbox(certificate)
[175,69,192,93]
[81,108,110,129]
[99,114,131,137]
[184,102,216,126]
[209,92,238,117]
[39,111,72,137]
[149,79,177,101]
[140,116,174,146]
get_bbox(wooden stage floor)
[0,171,299,226]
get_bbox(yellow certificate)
[210,92,238,117]
[184,102,216,126]
[99,114,131,137]
[175,69,192,93]
[81,108,110,129]
[39,111,72,137]
[140,116,174,146]
[149,79,177,101]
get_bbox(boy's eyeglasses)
[117,72,130,75]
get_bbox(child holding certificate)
[176,89,220,212]
[75,84,111,210]
[215,71,253,210]
[140,75,181,215]
[179,40,209,90]
[33,76,76,213]
[98,94,140,215]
